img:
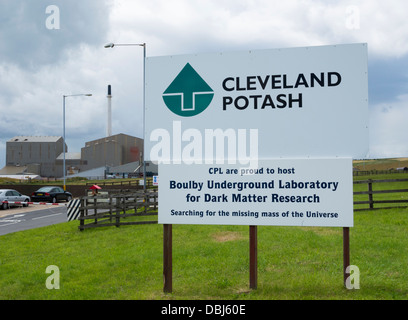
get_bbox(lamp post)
[104,42,146,190]
[62,93,92,191]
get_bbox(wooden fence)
[353,178,408,211]
[78,189,158,230]
[77,178,407,230]
[353,168,408,176]
[85,177,156,188]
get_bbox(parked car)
[0,189,31,210]
[31,186,72,203]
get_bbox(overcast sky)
[1,0,408,169]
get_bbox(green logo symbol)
[163,63,214,117]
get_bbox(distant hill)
[353,157,408,171]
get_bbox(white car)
[0,189,31,210]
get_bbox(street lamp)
[104,42,146,190]
[62,93,92,190]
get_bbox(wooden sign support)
[163,225,351,293]
[343,227,350,287]
[163,224,172,293]
[249,226,257,290]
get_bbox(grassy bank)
[0,171,407,300]
[0,205,407,299]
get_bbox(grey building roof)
[109,161,141,174]
[0,165,29,175]
[8,136,62,143]
[56,152,82,160]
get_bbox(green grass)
[1,205,407,300]
[1,172,407,300]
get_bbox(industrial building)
[81,134,142,171]
[0,133,154,179]
[0,85,157,179]
[2,136,66,178]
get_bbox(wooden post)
[93,197,97,225]
[144,189,148,215]
[343,227,350,287]
[115,196,120,227]
[249,226,258,290]
[368,179,373,210]
[163,224,173,293]
[79,197,84,231]
[109,195,113,224]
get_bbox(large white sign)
[146,44,368,165]
[159,158,353,227]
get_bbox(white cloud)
[370,95,408,158]
[1,0,408,169]
[0,45,117,152]
[108,0,408,58]
[0,0,111,69]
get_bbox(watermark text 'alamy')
[150,121,258,168]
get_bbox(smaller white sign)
[159,158,353,227]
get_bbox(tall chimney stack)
[107,85,112,137]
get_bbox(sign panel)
[145,43,368,166]
[159,158,353,227]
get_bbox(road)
[0,204,68,236]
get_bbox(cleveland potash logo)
[153,63,258,168]
[163,63,342,115]
[163,63,214,117]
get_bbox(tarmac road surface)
[0,204,68,236]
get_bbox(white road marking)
[0,219,24,227]
[32,212,64,220]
